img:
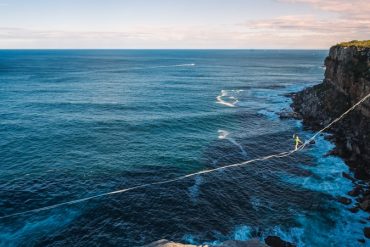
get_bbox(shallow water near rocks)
[0,50,366,246]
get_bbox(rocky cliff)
[292,42,370,179]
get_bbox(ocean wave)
[146,63,196,69]
[218,130,247,156]
[0,210,79,247]
[278,132,366,246]
[218,129,230,139]
[216,90,243,108]
[283,134,352,195]
[188,176,203,201]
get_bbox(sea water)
[0,50,366,246]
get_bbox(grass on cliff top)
[337,40,370,48]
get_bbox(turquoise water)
[0,50,366,246]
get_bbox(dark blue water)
[0,50,366,246]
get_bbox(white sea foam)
[233,225,253,241]
[218,130,247,156]
[216,90,243,107]
[146,63,196,69]
[284,135,352,195]
[250,196,262,211]
[218,129,230,139]
[278,132,367,245]
[174,63,195,67]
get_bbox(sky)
[0,0,369,49]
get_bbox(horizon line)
[0,48,328,51]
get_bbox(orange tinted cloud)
[279,0,370,18]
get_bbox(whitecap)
[218,130,247,156]
[218,129,230,139]
[233,225,253,241]
[146,63,196,69]
[216,90,243,108]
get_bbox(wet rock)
[364,227,370,239]
[354,144,361,155]
[337,196,352,205]
[264,236,295,247]
[360,199,370,211]
[279,111,301,120]
[346,140,353,152]
[349,207,360,213]
[348,185,363,197]
[354,167,370,180]
[342,172,356,182]
[356,198,363,204]
[220,239,268,247]
[358,239,365,244]
[325,135,336,141]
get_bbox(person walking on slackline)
[293,134,303,151]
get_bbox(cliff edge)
[292,41,370,179]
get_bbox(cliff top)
[337,40,370,48]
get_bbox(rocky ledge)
[290,40,370,239]
[145,236,295,247]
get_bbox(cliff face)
[292,44,370,179]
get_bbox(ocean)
[0,50,365,246]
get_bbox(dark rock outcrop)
[337,196,352,205]
[264,236,295,247]
[364,227,370,239]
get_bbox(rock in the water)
[279,111,300,119]
[364,227,370,239]
[360,199,370,211]
[348,185,363,197]
[349,207,360,213]
[264,236,295,247]
[358,239,365,244]
[342,172,356,182]
[359,219,367,224]
[337,196,352,205]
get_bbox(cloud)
[0,26,239,49]
[0,0,368,49]
[239,0,370,48]
[0,27,153,40]
[279,0,370,19]
[245,15,370,34]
